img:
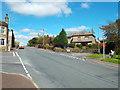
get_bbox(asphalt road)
[1,47,119,88]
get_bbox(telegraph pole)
[43,29,45,46]
[103,38,105,58]
[98,29,100,53]
[102,31,105,58]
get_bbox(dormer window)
[0,27,4,33]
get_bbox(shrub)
[76,44,82,48]
[37,44,43,48]
[44,44,49,49]
[67,44,75,48]
[86,44,92,48]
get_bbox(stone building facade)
[67,29,96,46]
[0,14,15,51]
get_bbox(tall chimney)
[5,14,9,24]
[91,28,94,34]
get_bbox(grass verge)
[101,58,120,64]
[86,54,103,58]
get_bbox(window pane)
[0,39,4,45]
[0,27,4,33]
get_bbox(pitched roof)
[0,21,8,27]
[67,31,93,37]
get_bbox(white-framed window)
[84,36,89,40]
[0,27,4,33]
[0,39,4,45]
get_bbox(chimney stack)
[91,28,94,34]
[5,14,9,24]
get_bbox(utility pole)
[102,30,105,58]
[98,29,100,53]
[103,38,105,58]
[43,29,45,46]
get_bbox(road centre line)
[15,52,32,79]
[40,49,85,61]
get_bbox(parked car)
[19,44,24,49]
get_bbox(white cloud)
[4,0,72,17]
[14,31,19,34]
[15,34,34,40]
[28,32,38,35]
[3,0,26,2]
[81,3,89,8]
[2,0,120,2]
[65,25,90,32]
[20,28,32,32]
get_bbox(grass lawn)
[101,58,120,64]
[86,54,103,58]
[115,55,120,59]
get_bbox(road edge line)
[15,52,32,79]
[13,52,16,56]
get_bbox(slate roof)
[67,31,95,37]
[0,21,8,27]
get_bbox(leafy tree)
[115,19,120,54]
[53,28,68,48]
[27,37,39,46]
[100,19,120,54]
[38,35,54,45]
[100,21,118,41]
[105,41,115,54]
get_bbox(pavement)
[0,47,119,88]
[0,51,38,89]
[1,72,38,88]
[86,57,119,67]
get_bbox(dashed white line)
[15,52,32,79]
[40,49,85,61]
[59,53,85,61]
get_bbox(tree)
[115,19,120,54]
[11,29,15,47]
[53,35,60,47]
[105,41,115,54]
[27,37,39,46]
[100,21,118,41]
[27,35,54,47]
[100,19,120,54]
[53,28,68,48]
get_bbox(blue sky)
[1,1,118,45]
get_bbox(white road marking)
[15,52,32,79]
[39,49,85,61]
[59,53,85,61]
[13,52,16,56]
